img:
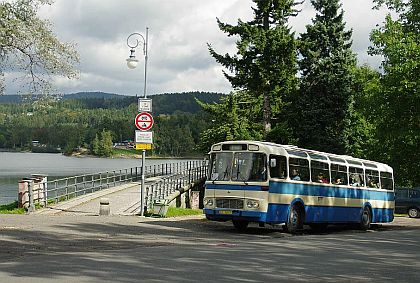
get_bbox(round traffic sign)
[135,112,154,131]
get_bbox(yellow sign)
[136,143,152,150]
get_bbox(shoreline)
[0,148,204,160]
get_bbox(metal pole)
[144,27,148,98]
[140,149,146,216]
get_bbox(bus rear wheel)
[360,206,372,230]
[232,220,249,232]
[285,205,303,234]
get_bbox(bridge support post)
[27,181,35,213]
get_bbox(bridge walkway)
[35,176,166,216]
[28,161,207,216]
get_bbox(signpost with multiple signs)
[134,98,154,217]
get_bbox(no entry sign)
[135,112,154,131]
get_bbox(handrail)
[144,163,208,212]
[31,160,207,207]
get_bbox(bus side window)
[311,160,330,184]
[349,167,364,187]
[331,164,348,185]
[366,169,380,188]
[380,172,394,190]
[289,158,310,182]
[269,155,287,179]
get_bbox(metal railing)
[32,160,207,207]
[144,163,208,212]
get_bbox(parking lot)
[1,215,420,282]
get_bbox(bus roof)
[210,140,393,173]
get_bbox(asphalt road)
[1,215,420,283]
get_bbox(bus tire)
[408,207,420,218]
[285,205,303,234]
[360,206,372,230]
[232,220,249,232]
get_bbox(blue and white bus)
[203,141,394,233]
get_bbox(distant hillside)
[64,91,224,114]
[63,92,124,100]
[152,92,224,115]
[0,92,122,104]
[0,91,225,114]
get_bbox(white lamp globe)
[126,58,139,69]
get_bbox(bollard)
[99,198,110,216]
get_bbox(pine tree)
[295,0,356,154]
[208,0,299,137]
[197,91,262,152]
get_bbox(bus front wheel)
[360,206,372,230]
[285,205,303,234]
[232,220,249,232]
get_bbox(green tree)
[92,133,100,156]
[369,0,420,186]
[0,0,79,94]
[295,0,356,154]
[208,0,299,137]
[197,92,262,152]
[344,65,381,158]
[100,130,113,157]
[91,130,113,157]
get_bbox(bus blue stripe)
[269,182,394,201]
[206,182,394,201]
[265,204,394,223]
[206,184,262,191]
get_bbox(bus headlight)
[246,200,259,209]
[204,198,214,207]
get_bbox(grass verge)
[112,148,138,156]
[147,207,203,218]
[395,213,408,217]
[0,201,26,214]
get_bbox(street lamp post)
[126,27,149,98]
[126,27,149,216]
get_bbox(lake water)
[0,152,200,205]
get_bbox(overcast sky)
[4,0,391,96]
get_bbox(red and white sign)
[135,112,154,131]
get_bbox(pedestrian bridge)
[23,161,207,216]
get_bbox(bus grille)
[216,198,244,209]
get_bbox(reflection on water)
[0,152,200,205]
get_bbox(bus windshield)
[209,152,267,182]
[209,152,233,181]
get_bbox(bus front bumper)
[204,208,267,222]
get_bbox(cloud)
[3,0,391,95]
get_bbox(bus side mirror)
[270,159,277,168]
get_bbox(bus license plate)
[218,210,232,215]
